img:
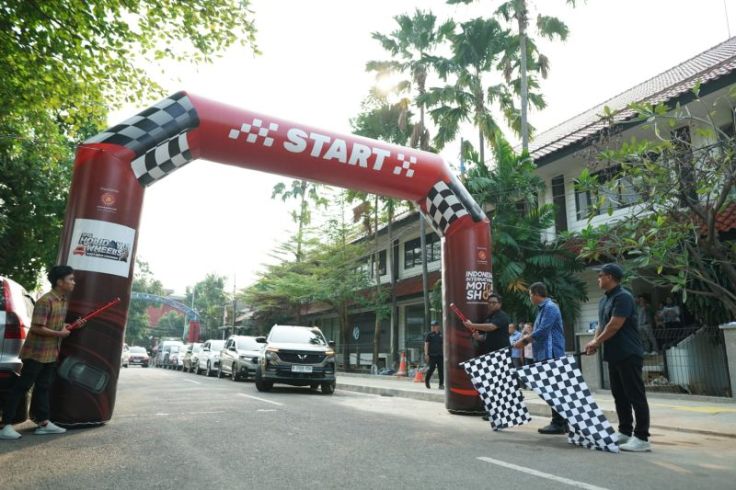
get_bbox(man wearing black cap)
[585,263,651,452]
[424,320,444,389]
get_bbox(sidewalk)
[336,372,736,438]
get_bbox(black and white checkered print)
[85,92,199,158]
[517,356,619,452]
[130,131,194,186]
[460,349,531,431]
[425,181,469,234]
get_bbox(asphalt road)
[1,367,735,490]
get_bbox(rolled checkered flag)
[517,356,619,453]
[460,349,531,431]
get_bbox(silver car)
[0,276,34,423]
[194,339,226,377]
[218,335,261,381]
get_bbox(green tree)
[185,274,229,340]
[156,311,186,339]
[350,96,413,365]
[126,259,166,347]
[367,9,453,150]
[422,17,531,166]
[576,91,736,324]
[1,1,258,287]
[1,1,258,122]
[271,180,328,262]
[448,0,578,151]
[464,134,587,328]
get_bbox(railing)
[600,325,731,397]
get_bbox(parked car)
[127,346,149,367]
[194,339,225,376]
[168,344,183,370]
[182,342,202,373]
[218,335,261,381]
[121,343,130,367]
[255,325,336,394]
[153,340,183,368]
[0,276,34,423]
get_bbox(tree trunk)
[295,180,308,262]
[388,204,398,368]
[478,128,485,167]
[373,195,382,367]
[518,1,530,152]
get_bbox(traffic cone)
[396,351,408,377]
[413,366,425,383]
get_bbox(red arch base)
[52,92,494,425]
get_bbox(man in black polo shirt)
[424,320,444,389]
[463,293,510,353]
[463,294,511,421]
[585,263,651,452]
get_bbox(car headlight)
[265,351,279,362]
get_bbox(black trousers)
[2,359,56,425]
[426,355,444,385]
[609,355,650,441]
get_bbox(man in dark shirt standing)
[424,320,444,389]
[463,294,511,421]
[463,293,510,353]
[585,263,651,452]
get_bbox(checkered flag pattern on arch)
[425,181,469,234]
[460,349,531,431]
[85,92,199,158]
[517,356,619,453]
[131,131,195,186]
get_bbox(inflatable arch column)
[53,92,494,425]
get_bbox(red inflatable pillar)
[50,145,145,426]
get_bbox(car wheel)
[321,381,335,395]
[123,364,128,368]
[231,365,239,382]
[206,362,213,377]
[255,380,273,392]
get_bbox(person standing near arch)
[1,266,83,440]
[514,282,566,434]
[424,320,444,389]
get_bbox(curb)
[336,381,736,439]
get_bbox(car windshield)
[269,327,326,345]
[130,347,146,354]
[210,340,225,350]
[237,338,259,350]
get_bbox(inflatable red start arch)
[53,92,494,425]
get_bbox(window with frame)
[403,233,440,269]
[575,165,642,220]
[368,250,387,278]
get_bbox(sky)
[109,0,736,295]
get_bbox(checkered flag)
[517,356,619,452]
[85,91,200,158]
[425,181,469,234]
[460,349,531,430]
[131,131,195,186]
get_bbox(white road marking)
[257,409,278,412]
[182,379,201,385]
[237,393,284,406]
[477,457,610,490]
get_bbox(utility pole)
[232,274,237,335]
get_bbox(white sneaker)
[34,421,66,435]
[615,431,631,444]
[0,424,22,440]
[620,436,651,452]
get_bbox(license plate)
[291,365,313,373]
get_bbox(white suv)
[0,276,34,423]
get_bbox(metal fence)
[600,326,731,397]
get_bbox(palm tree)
[448,0,578,152]
[271,180,327,262]
[420,17,523,167]
[367,9,453,150]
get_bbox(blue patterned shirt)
[531,298,565,362]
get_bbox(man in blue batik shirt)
[514,282,566,434]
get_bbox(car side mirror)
[255,336,267,343]
[229,346,236,351]
[328,340,336,348]
[203,348,210,352]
